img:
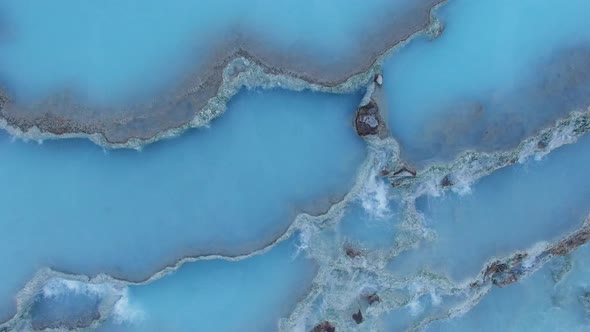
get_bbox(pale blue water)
[383,0,590,166]
[431,244,590,332]
[0,88,364,320]
[336,201,399,251]
[0,0,422,104]
[30,285,101,331]
[96,236,316,332]
[2,0,590,331]
[389,134,590,281]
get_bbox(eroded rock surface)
[354,100,387,137]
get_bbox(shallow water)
[92,236,317,332]
[3,0,590,331]
[431,244,590,332]
[0,0,433,105]
[336,201,399,251]
[389,134,590,281]
[0,88,365,321]
[383,0,590,166]
[29,281,103,331]
[332,173,400,252]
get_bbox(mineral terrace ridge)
[0,0,445,148]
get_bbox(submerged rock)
[354,100,386,137]
[476,252,530,288]
[537,139,548,149]
[440,174,453,187]
[352,309,364,324]
[492,271,519,287]
[31,310,100,331]
[483,261,509,279]
[344,245,363,259]
[549,255,573,283]
[579,292,590,315]
[312,321,336,332]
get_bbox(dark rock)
[345,246,362,259]
[352,309,364,324]
[486,253,533,287]
[440,174,453,187]
[354,100,384,137]
[512,252,528,265]
[312,321,335,332]
[393,166,417,177]
[483,261,508,279]
[367,293,381,305]
[492,272,518,287]
[380,169,391,177]
[551,227,590,256]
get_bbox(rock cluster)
[551,226,590,256]
[366,293,381,305]
[311,321,335,332]
[354,100,386,137]
[352,309,364,324]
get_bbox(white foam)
[359,169,390,219]
[407,298,423,316]
[40,278,144,325]
[42,279,90,298]
[430,290,442,306]
[416,178,443,198]
[450,172,474,196]
[112,288,145,325]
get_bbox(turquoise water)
[0,0,426,105]
[29,281,102,331]
[383,0,590,166]
[95,236,316,332]
[0,88,365,321]
[336,200,399,251]
[389,134,590,281]
[332,172,400,252]
[3,0,590,331]
[431,244,590,332]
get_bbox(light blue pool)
[431,244,590,332]
[96,236,315,332]
[2,0,590,331]
[389,134,590,281]
[0,0,435,105]
[383,0,590,166]
[0,88,365,321]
